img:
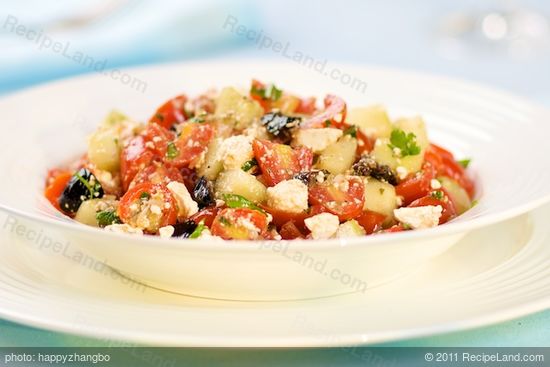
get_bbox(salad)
[44,80,475,240]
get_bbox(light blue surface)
[0,0,549,351]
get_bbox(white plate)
[0,202,548,347]
[0,61,550,300]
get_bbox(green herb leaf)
[431,190,444,200]
[74,172,102,199]
[458,158,471,169]
[166,142,179,159]
[250,83,282,101]
[324,120,332,127]
[189,112,207,123]
[189,220,206,239]
[388,129,421,157]
[241,159,258,172]
[219,216,231,226]
[96,210,121,228]
[140,192,151,200]
[222,194,265,214]
[344,125,357,138]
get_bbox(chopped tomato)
[408,191,457,224]
[141,123,175,157]
[252,139,313,186]
[210,208,268,240]
[44,171,72,211]
[301,94,346,128]
[149,94,188,130]
[279,221,305,240]
[424,144,475,199]
[262,204,326,232]
[189,206,220,227]
[120,135,156,192]
[169,123,215,168]
[129,162,184,189]
[380,224,406,233]
[395,163,436,206]
[249,79,270,111]
[356,210,386,234]
[309,176,364,221]
[295,97,317,115]
[118,182,177,233]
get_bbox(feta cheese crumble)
[393,205,443,229]
[304,213,340,239]
[218,135,254,170]
[159,225,175,238]
[166,181,199,219]
[293,128,343,153]
[266,179,308,214]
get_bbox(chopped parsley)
[166,142,179,159]
[74,171,102,199]
[140,192,151,200]
[324,120,332,127]
[344,125,357,138]
[189,112,207,123]
[96,210,121,228]
[154,113,164,122]
[388,129,421,157]
[218,216,231,226]
[189,220,206,239]
[222,194,266,214]
[241,159,258,172]
[251,83,282,101]
[431,190,444,200]
[458,158,471,169]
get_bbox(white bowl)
[1,60,549,301]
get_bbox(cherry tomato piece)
[356,210,386,234]
[44,171,73,211]
[211,208,268,240]
[169,123,215,168]
[408,191,457,224]
[252,139,313,186]
[149,94,188,130]
[308,176,364,221]
[118,182,177,233]
[395,163,436,206]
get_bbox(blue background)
[1,0,549,354]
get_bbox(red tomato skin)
[279,221,305,240]
[308,176,364,221]
[118,182,177,232]
[355,128,375,155]
[424,144,475,199]
[149,94,188,130]
[44,171,73,212]
[408,192,457,224]
[211,208,268,240]
[120,135,156,192]
[380,224,406,233]
[129,163,184,189]
[252,139,313,186]
[395,163,436,206]
[142,123,175,157]
[170,123,215,168]
[356,210,386,234]
[262,204,326,233]
[189,206,220,228]
[295,97,317,115]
